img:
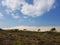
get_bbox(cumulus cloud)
[21,0,55,17]
[1,0,56,17]
[11,13,20,19]
[2,0,25,11]
[5,9,12,14]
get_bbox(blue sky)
[0,0,60,28]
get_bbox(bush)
[14,29,19,32]
[50,27,56,32]
[38,29,40,32]
[0,28,3,31]
[23,29,27,31]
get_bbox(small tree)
[50,27,56,32]
[38,29,40,32]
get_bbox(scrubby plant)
[50,27,56,32]
[0,28,3,31]
[14,29,19,32]
[23,29,27,31]
[38,29,40,32]
[13,40,21,45]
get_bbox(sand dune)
[3,26,60,32]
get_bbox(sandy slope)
[3,26,60,32]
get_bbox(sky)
[0,0,60,28]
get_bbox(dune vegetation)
[0,28,60,45]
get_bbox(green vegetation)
[13,40,21,45]
[0,29,60,45]
[0,28,3,31]
[37,29,40,32]
[50,27,56,32]
[14,29,19,32]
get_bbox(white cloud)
[1,0,56,17]
[0,12,4,19]
[11,13,20,19]
[5,9,12,14]
[23,16,28,18]
[0,13,3,17]
[2,0,25,11]
[21,0,55,17]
